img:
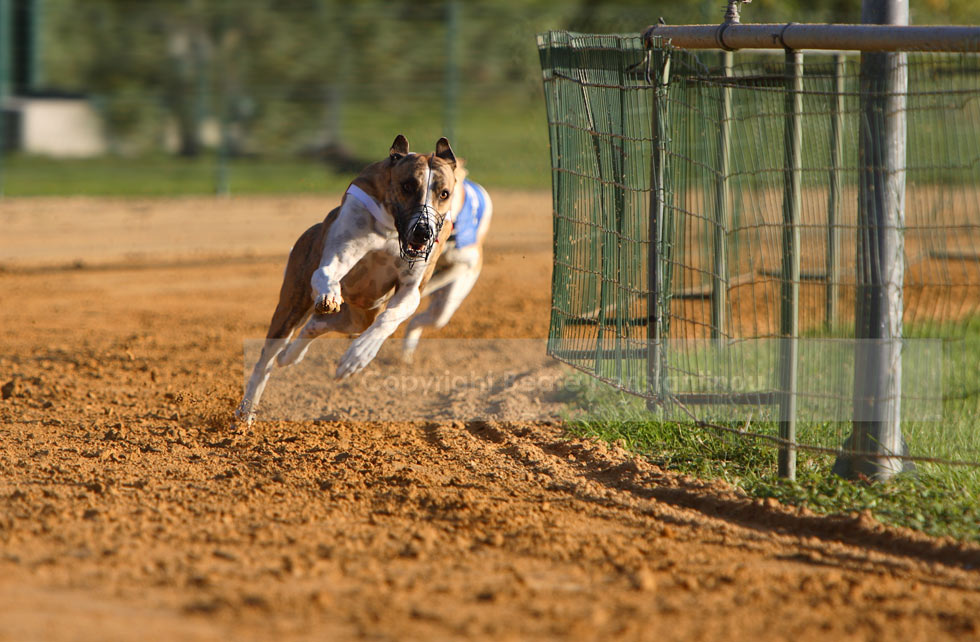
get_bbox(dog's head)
[384,135,457,263]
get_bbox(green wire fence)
[538,30,980,474]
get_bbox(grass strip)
[565,374,980,543]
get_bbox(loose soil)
[1,192,979,641]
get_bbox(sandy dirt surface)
[2,191,980,641]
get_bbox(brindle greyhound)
[234,135,491,426]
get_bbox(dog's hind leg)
[235,300,314,426]
[235,337,288,427]
[234,222,325,426]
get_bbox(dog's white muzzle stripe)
[346,184,395,232]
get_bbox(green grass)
[0,93,552,197]
[0,153,353,197]
[339,92,551,191]
[563,337,980,542]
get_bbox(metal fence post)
[216,94,230,196]
[826,53,844,327]
[29,0,43,89]
[647,50,671,409]
[779,49,803,480]
[0,0,10,198]
[444,0,460,142]
[214,0,231,196]
[712,50,732,343]
[834,0,909,481]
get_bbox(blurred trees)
[33,0,980,156]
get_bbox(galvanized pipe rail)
[643,23,980,52]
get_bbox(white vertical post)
[834,0,910,481]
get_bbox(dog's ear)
[435,137,456,168]
[389,135,410,162]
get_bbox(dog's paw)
[233,400,256,427]
[336,333,384,379]
[314,292,343,315]
[401,339,420,364]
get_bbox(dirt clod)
[2,379,22,399]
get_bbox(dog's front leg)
[311,212,383,314]
[336,282,422,379]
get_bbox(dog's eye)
[440,190,450,200]
[401,181,415,195]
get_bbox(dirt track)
[2,192,980,641]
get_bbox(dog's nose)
[411,224,432,245]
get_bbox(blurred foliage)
[28,0,980,159]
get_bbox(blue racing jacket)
[452,179,489,249]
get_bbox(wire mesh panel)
[539,32,679,394]
[538,30,980,466]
